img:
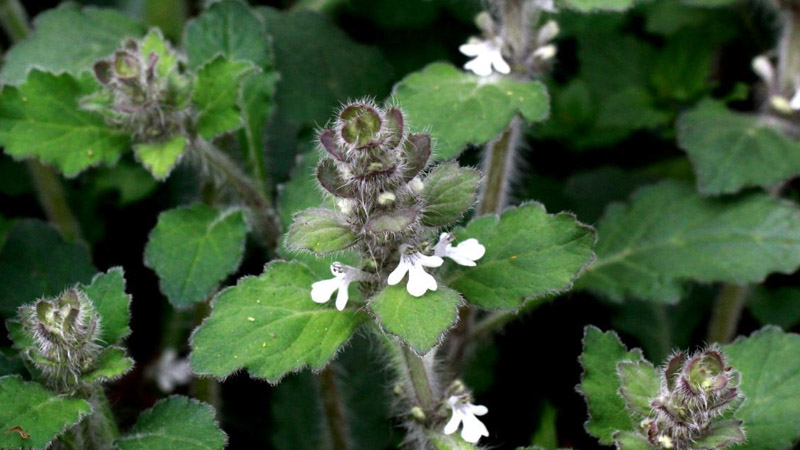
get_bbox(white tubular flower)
[459,37,511,77]
[533,0,557,12]
[537,20,560,44]
[752,55,774,86]
[444,396,489,444]
[533,44,557,61]
[311,262,364,311]
[153,348,192,393]
[387,249,443,297]
[435,233,485,267]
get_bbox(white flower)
[435,233,485,267]
[534,0,557,12]
[387,249,443,297]
[537,20,560,44]
[459,37,511,77]
[444,396,489,444]
[311,262,364,311]
[752,55,774,86]
[533,44,557,61]
[790,90,800,110]
[152,348,192,393]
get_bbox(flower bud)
[378,192,396,205]
[410,406,427,422]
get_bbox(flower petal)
[459,43,484,57]
[465,57,493,77]
[335,281,350,311]
[387,259,411,286]
[492,54,511,74]
[417,254,444,268]
[444,410,463,435]
[460,411,489,443]
[457,239,486,260]
[311,278,340,303]
[407,264,438,297]
[468,404,488,416]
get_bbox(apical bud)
[410,406,426,422]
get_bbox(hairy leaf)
[134,136,188,180]
[81,267,132,345]
[80,347,134,383]
[421,162,481,227]
[193,57,256,139]
[560,0,636,12]
[617,360,660,418]
[286,208,357,254]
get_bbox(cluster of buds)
[17,289,102,391]
[640,348,745,449]
[87,31,189,143]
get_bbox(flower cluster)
[441,380,489,444]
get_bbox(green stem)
[318,366,350,450]
[477,117,521,216]
[240,128,270,200]
[190,301,221,409]
[707,284,750,344]
[69,385,119,450]
[291,0,342,13]
[778,2,800,96]
[0,0,29,42]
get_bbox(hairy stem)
[0,0,28,42]
[70,385,119,450]
[318,365,350,450]
[777,1,800,97]
[707,284,750,344]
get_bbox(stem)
[477,116,522,216]
[399,344,436,412]
[0,0,29,42]
[318,366,350,450]
[240,127,269,199]
[707,284,750,344]
[291,0,341,13]
[191,301,221,409]
[69,385,119,450]
[777,2,800,97]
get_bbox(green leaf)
[0,220,95,318]
[559,0,636,12]
[617,360,660,418]
[724,326,800,450]
[0,71,131,177]
[93,163,159,205]
[81,267,132,346]
[192,57,256,140]
[677,100,800,195]
[115,396,226,450]
[286,208,357,254]
[140,28,179,80]
[0,375,91,450]
[429,433,481,450]
[239,72,278,188]
[421,162,481,227]
[190,261,367,382]
[577,326,641,445]
[0,4,144,85]
[145,205,248,307]
[694,420,746,449]
[444,203,595,310]
[258,7,393,126]
[747,286,800,330]
[393,63,549,159]
[681,0,741,6]
[0,350,23,377]
[365,209,420,234]
[134,136,188,180]
[612,431,653,450]
[80,347,134,383]
[184,0,272,70]
[578,181,800,302]
[530,402,558,449]
[371,284,461,354]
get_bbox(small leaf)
[365,208,420,234]
[402,133,432,181]
[370,284,461,354]
[578,181,800,303]
[190,261,367,382]
[693,420,746,449]
[139,28,180,81]
[0,71,131,177]
[559,0,637,12]
[317,159,354,198]
[613,431,653,450]
[80,347,134,383]
[617,360,660,418]
[421,162,480,227]
[286,208,357,254]
[192,57,256,140]
[577,326,642,445]
[145,205,248,307]
[115,396,227,450]
[724,326,800,450]
[240,72,278,186]
[444,203,595,310]
[0,375,91,450]
[0,220,95,318]
[0,4,144,85]
[134,136,188,180]
[429,433,481,450]
[677,100,800,195]
[81,267,132,346]
[393,63,549,159]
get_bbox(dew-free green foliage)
[193,57,256,139]
[579,181,800,302]
[81,268,132,345]
[724,327,800,450]
[240,73,278,184]
[747,287,800,330]
[371,284,461,353]
[393,63,549,159]
[286,208,357,254]
[560,0,636,12]
[0,71,131,177]
[145,205,248,307]
[421,162,481,227]
[134,136,188,180]
[80,347,134,383]
[613,431,651,450]
[430,434,481,450]
[616,360,660,418]
[0,375,91,449]
[444,203,595,310]
[115,396,227,450]
[190,261,367,382]
[0,4,144,85]
[577,326,641,445]
[0,220,95,318]
[678,100,800,195]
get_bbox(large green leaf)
[115,396,226,450]
[192,57,256,139]
[578,181,800,302]
[724,327,800,450]
[370,284,461,354]
[0,4,144,85]
[559,0,636,12]
[421,161,481,227]
[190,261,367,382]
[184,0,272,70]
[0,220,95,318]
[145,205,248,308]
[258,7,393,126]
[444,203,595,310]
[393,63,549,159]
[0,375,91,450]
[0,71,131,177]
[81,267,132,346]
[577,326,641,445]
[677,100,800,195]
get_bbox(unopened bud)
[378,192,396,205]
[409,177,424,194]
[537,20,560,44]
[393,383,404,395]
[770,95,793,115]
[410,406,426,422]
[533,44,557,61]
